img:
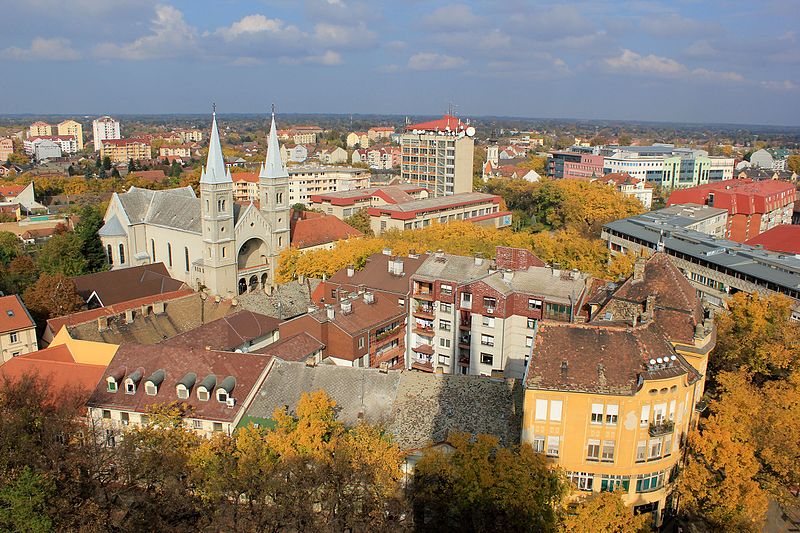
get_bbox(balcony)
[649,420,675,437]
[413,324,434,337]
[458,334,470,348]
[413,305,435,320]
[459,319,471,330]
[375,324,402,343]
[413,291,435,301]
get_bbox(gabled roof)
[325,252,429,296]
[290,213,362,249]
[71,263,185,307]
[301,291,406,336]
[252,332,324,361]
[163,310,280,351]
[0,344,105,398]
[114,186,201,233]
[0,295,35,334]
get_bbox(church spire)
[260,105,289,180]
[201,104,231,184]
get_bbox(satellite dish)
[466,126,476,137]
[649,359,656,365]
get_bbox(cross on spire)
[271,103,275,117]
[212,102,216,114]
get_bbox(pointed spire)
[260,106,289,180]
[200,104,231,184]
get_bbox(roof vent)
[560,360,568,373]
[6,310,13,317]
[341,300,353,315]
[363,292,375,305]
[347,265,355,277]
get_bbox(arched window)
[276,192,283,204]
[221,199,226,210]
[184,247,190,272]
[150,239,156,262]
[278,236,283,247]
[167,243,172,267]
[205,199,209,212]
[106,244,113,265]
[119,243,125,264]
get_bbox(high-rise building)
[92,116,121,148]
[401,115,475,197]
[28,121,52,138]
[57,120,84,151]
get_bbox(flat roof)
[368,192,499,216]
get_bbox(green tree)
[0,231,21,266]
[787,155,800,174]
[617,132,632,146]
[411,433,568,532]
[170,160,182,177]
[95,155,101,168]
[102,155,112,170]
[0,467,54,533]
[343,209,373,236]
[74,206,108,273]
[35,232,88,276]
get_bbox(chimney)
[341,300,352,315]
[140,304,149,317]
[363,291,375,304]
[644,294,656,321]
[502,269,513,282]
[347,265,355,277]
[379,361,389,373]
[325,304,335,320]
[97,316,108,332]
[474,253,484,266]
[633,257,646,282]
[382,247,392,256]
[551,263,561,277]
[388,257,404,276]
[153,301,165,314]
[124,309,134,324]
[435,249,445,260]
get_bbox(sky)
[0,0,798,125]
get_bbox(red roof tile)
[745,225,800,255]
[290,214,362,249]
[253,332,324,362]
[0,295,35,334]
[0,344,106,398]
[406,115,467,133]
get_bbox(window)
[120,412,129,425]
[192,419,203,430]
[648,437,663,460]
[480,352,493,365]
[664,434,673,457]
[167,242,172,267]
[439,337,451,348]
[549,400,562,422]
[150,239,156,262]
[213,422,223,433]
[198,389,209,402]
[669,399,676,421]
[438,355,450,365]
[640,405,650,427]
[527,318,535,329]
[532,435,545,453]
[601,475,630,492]
[461,293,472,307]
[140,415,149,425]
[525,336,533,348]
[535,399,547,421]
[102,409,111,419]
[528,298,542,310]
[9,332,17,343]
[569,472,593,491]
[440,284,453,295]
[145,383,157,396]
[184,247,190,272]
[177,385,189,400]
[480,334,494,346]
[125,381,135,394]
[358,337,365,349]
[587,439,600,461]
[119,243,125,264]
[636,440,647,463]
[545,302,570,321]
[440,302,452,313]
[439,319,451,331]
[636,471,664,493]
[546,436,560,457]
[605,404,619,425]
[107,380,117,393]
[591,403,603,424]
[483,296,497,308]
[602,440,615,462]
[105,429,115,447]
[217,390,228,403]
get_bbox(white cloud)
[423,4,480,30]
[692,68,743,82]
[604,48,687,77]
[684,40,719,59]
[408,52,466,71]
[93,4,196,60]
[214,14,303,42]
[1,37,79,61]
[761,80,798,91]
[313,22,375,48]
[280,50,343,66]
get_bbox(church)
[99,110,290,297]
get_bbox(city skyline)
[0,1,798,125]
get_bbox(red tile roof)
[0,344,106,397]
[163,310,280,351]
[745,225,800,255]
[0,295,35,334]
[129,170,166,182]
[290,213,362,249]
[667,179,795,215]
[71,263,186,307]
[232,172,259,183]
[406,115,467,133]
[253,332,324,362]
[102,138,150,146]
[0,184,27,197]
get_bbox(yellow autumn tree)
[562,491,649,533]
[266,389,344,460]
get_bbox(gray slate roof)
[115,186,202,233]
[236,277,321,320]
[98,215,126,237]
[414,253,493,283]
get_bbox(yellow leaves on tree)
[562,491,649,533]
[266,389,343,460]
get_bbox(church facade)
[99,111,290,297]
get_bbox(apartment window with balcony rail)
[602,440,615,462]
[587,439,600,461]
[480,334,494,347]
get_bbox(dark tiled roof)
[305,291,406,335]
[326,253,428,295]
[253,332,324,362]
[72,263,186,306]
[87,343,273,422]
[163,310,280,351]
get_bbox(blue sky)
[0,0,798,125]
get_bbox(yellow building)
[100,138,152,163]
[57,120,84,151]
[0,295,38,363]
[346,132,370,148]
[522,254,715,527]
[28,121,52,138]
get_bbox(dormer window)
[124,369,143,395]
[198,389,209,401]
[197,374,216,402]
[217,390,228,403]
[176,372,196,400]
[144,369,165,396]
[106,377,118,393]
[125,381,136,394]
[216,376,236,405]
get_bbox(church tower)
[259,109,291,276]
[199,108,236,297]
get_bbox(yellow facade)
[28,122,52,138]
[100,140,152,163]
[57,120,84,150]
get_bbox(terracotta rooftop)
[0,184,27,196]
[324,252,429,297]
[406,114,467,133]
[87,343,273,422]
[290,213,362,249]
[129,170,167,182]
[71,263,186,307]
[163,310,280,351]
[745,225,800,255]
[304,291,406,336]
[253,332,324,362]
[0,344,105,398]
[0,295,35,334]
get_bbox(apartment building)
[0,138,13,162]
[159,145,193,158]
[602,145,734,189]
[232,166,370,206]
[28,121,52,138]
[177,129,203,143]
[24,135,78,155]
[596,172,653,209]
[309,185,428,219]
[57,119,84,150]
[33,140,62,161]
[346,132,370,148]
[100,138,151,163]
[92,116,121,146]
[317,146,348,164]
[0,295,38,363]
[281,290,408,369]
[401,115,475,197]
[279,126,322,145]
[367,192,511,235]
[548,148,605,180]
[522,254,715,527]
[368,126,395,141]
[407,247,589,378]
[667,179,795,242]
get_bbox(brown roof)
[163,310,280,351]
[325,252,429,296]
[87,343,273,422]
[129,170,166,182]
[0,295,35,334]
[0,344,105,398]
[290,213,362,249]
[253,332,324,362]
[71,263,186,306]
[305,291,406,336]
